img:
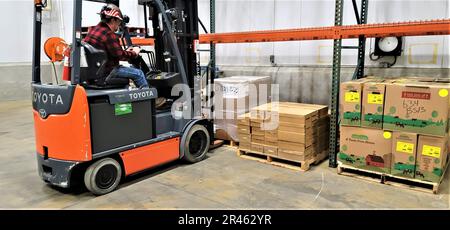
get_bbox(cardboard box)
[251,126,265,136]
[315,115,330,126]
[265,131,278,142]
[237,124,251,134]
[251,143,265,153]
[278,123,310,133]
[339,126,392,173]
[383,80,450,136]
[416,135,449,183]
[313,123,329,136]
[251,129,265,140]
[239,134,251,144]
[278,130,314,146]
[278,141,314,158]
[278,149,313,162]
[391,132,418,179]
[214,76,271,112]
[251,138,265,145]
[294,103,329,118]
[340,78,372,127]
[250,120,263,128]
[314,133,329,152]
[264,140,278,147]
[247,102,329,159]
[237,113,251,126]
[214,76,271,142]
[240,142,251,151]
[362,80,388,129]
[263,145,278,156]
[278,140,309,152]
[253,102,319,126]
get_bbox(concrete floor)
[0,100,449,209]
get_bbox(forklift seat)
[80,42,129,89]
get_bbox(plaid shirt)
[83,22,137,76]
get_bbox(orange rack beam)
[129,37,155,46]
[200,19,450,44]
[129,19,450,46]
[339,19,450,39]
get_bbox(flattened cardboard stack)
[277,103,329,162]
[339,77,450,184]
[238,102,330,164]
[237,113,251,150]
[214,76,271,142]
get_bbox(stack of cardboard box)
[214,76,271,142]
[238,102,329,164]
[339,77,450,183]
[237,113,251,150]
[250,111,266,153]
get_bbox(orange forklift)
[32,0,213,195]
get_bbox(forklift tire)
[182,124,210,163]
[84,158,122,196]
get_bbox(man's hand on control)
[127,46,141,55]
[132,47,141,55]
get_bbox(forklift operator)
[84,4,149,89]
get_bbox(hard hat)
[99,3,123,21]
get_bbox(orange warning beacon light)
[44,37,68,62]
[44,37,71,81]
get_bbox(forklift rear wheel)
[84,158,122,195]
[183,124,210,163]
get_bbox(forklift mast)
[139,0,199,89]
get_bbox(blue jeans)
[109,66,149,88]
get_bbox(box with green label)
[391,132,418,179]
[383,80,450,136]
[340,78,373,127]
[361,80,390,129]
[415,135,449,183]
[339,126,392,173]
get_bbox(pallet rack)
[130,0,450,168]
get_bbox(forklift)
[32,0,213,195]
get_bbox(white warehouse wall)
[0,0,449,68]
[197,0,450,68]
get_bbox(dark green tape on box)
[115,103,132,116]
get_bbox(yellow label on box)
[396,141,414,154]
[422,145,441,158]
[368,93,384,104]
[439,89,449,97]
[345,92,360,103]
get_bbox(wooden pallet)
[224,140,238,147]
[237,149,318,171]
[337,161,449,194]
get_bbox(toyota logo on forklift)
[33,92,64,105]
[129,90,154,100]
[38,109,47,119]
[32,0,213,195]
